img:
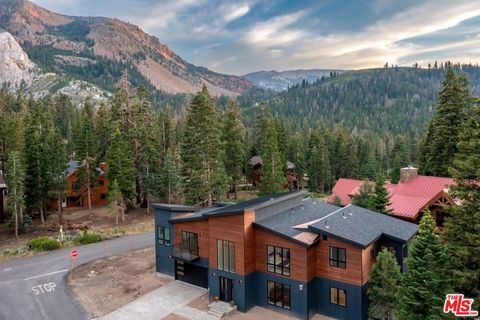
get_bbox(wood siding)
[208,214,247,275]
[316,237,363,286]
[254,227,309,282]
[174,220,209,258]
[361,242,376,285]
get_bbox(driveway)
[98,281,209,320]
[0,232,153,320]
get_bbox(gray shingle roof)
[308,204,418,248]
[254,198,338,239]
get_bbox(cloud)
[31,0,480,74]
[245,10,306,46]
[224,4,250,23]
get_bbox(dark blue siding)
[154,208,174,276]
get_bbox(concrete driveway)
[98,281,209,320]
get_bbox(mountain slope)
[239,66,480,134]
[244,69,344,91]
[0,31,110,104]
[0,0,254,97]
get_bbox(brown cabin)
[51,160,109,210]
[249,156,298,189]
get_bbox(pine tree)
[390,135,409,183]
[371,176,392,214]
[75,111,97,211]
[106,129,136,217]
[420,65,466,176]
[159,150,182,204]
[253,102,269,154]
[260,118,286,194]
[24,112,46,222]
[307,131,331,194]
[368,249,401,320]
[180,85,227,206]
[107,179,123,225]
[352,181,375,210]
[221,100,245,200]
[5,151,26,238]
[443,98,480,307]
[397,212,451,320]
[46,129,68,225]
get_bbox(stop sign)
[71,250,79,258]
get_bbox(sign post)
[70,250,79,279]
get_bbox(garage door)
[175,260,208,288]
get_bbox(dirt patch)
[0,206,154,253]
[187,292,210,312]
[68,247,171,318]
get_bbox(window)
[402,244,408,259]
[218,240,235,273]
[100,193,107,200]
[158,226,171,246]
[267,281,291,310]
[329,246,346,269]
[322,235,328,241]
[330,287,347,307]
[181,231,198,255]
[72,182,80,191]
[267,245,290,276]
[98,180,104,186]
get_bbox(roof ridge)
[293,204,348,229]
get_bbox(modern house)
[154,191,418,319]
[0,170,6,223]
[327,167,456,226]
[51,160,109,210]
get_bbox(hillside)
[244,69,344,91]
[239,65,480,134]
[0,0,254,98]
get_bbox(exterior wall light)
[299,284,304,291]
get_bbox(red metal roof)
[328,175,456,220]
[327,178,364,206]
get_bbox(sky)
[32,0,480,75]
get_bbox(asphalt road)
[0,232,154,320]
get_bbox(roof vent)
[291,208,294,213]
[342,212,347,219]
[312,201,316,205]
[348,208,352,216]
[301,204,304,209]
[324,220,330,229]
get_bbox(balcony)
[172,245,199,262]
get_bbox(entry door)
[219,276,234,302]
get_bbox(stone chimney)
[400,166,418,183]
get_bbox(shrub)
[28,237,61,251]
[75,233,103,245]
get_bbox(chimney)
[99,162,108,171]
[400,166,418,183]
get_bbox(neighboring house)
[249,156,298,189]
[51,160,109,210]
[154,191,417,320]
[0,171,5,223]
[327,167,456,226]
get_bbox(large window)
[158,226,171,246]
[267,281,291,310]
[329,246,346,269]
[267,245,290,276]
[330,287,347,307]
[217,240,235,273]
[181,231,198,255]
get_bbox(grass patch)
[74,232,104,245]
[28,237,61,251]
